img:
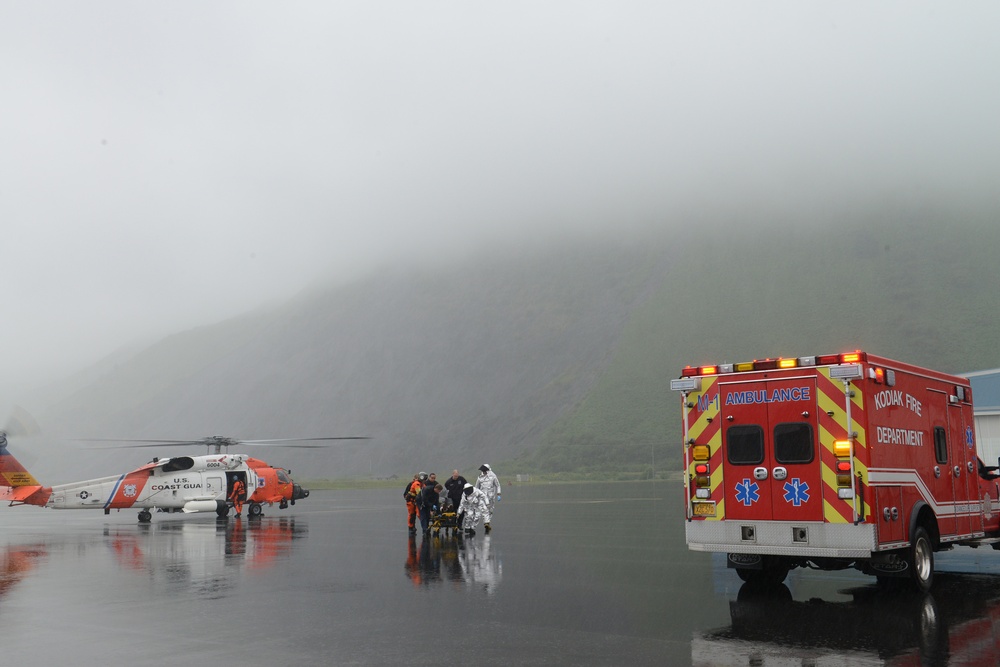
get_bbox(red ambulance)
[671,351,1000,591]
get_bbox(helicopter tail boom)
[0,441,51,506]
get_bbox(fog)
[3,2,1000,405]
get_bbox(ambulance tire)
[908,526,934,593]
[735,557,790,586]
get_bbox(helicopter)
[0,432,367,522]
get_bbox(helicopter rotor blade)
[238,437,370,446]
[76,438,207,449]
[76,436,370,449]
[4,406,41,438]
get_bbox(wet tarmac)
[1,482,1000,665]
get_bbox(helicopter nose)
[292,483,310,501]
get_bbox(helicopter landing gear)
[138,510,152,523]
[279,499,288,509]
[216,504,230,519]
[248,502,263,518]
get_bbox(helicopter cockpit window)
[277,470,290,484]
[162,457,195,472]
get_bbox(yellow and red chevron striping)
[817,368,869,523]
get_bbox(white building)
[966,368,1000,467]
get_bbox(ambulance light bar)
[678,352,867,379]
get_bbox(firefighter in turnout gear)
[458,483,488,536]
[475,464,501,533]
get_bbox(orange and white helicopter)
[0,432,366,522]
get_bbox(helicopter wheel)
[248,502,263,518]
[138,510,152,523]
[216,504,230,518]
[279,499,288,509]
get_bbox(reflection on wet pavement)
[405,533,502,593]
[3,482,1000,665]
[694,572,1000,666]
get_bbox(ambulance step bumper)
[686,520,876,559]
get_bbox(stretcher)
[429,500,461,537]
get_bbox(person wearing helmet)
[403,473,426,536]
[475,464,501,533]
[457,483,488,537]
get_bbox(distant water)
[1,481,999,665]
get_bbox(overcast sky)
[2,2,999,404]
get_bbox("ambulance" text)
[725,387,811,405]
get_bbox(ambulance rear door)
[721,376,823,522]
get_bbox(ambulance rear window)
[774,423,814,464]
[727,425,764,465]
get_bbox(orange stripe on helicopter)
[105,471,151,509]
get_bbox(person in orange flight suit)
[404,472,426,536]
[229,477,246,517]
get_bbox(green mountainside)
[35,201,1000,481]
[512,205,1000,477]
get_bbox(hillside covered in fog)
[29,206,1000,480]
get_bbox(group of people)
[404,465,501,537]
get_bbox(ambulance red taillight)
[692,447,711,499]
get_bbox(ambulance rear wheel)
[735,557,790,586]
[908,526,934,593]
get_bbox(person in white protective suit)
[475,464,501,533]
[457,483,488,537]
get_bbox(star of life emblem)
[123,483,138,498]
[735,479,760,506]
[783,478,810,506]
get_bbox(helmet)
[418,472,428,481]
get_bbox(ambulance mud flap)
[727,553,763,571]
[866,553,909,579]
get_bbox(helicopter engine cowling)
[182,499,227,514]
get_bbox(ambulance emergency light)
[670,377,702,392]
[678,351,868,379]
